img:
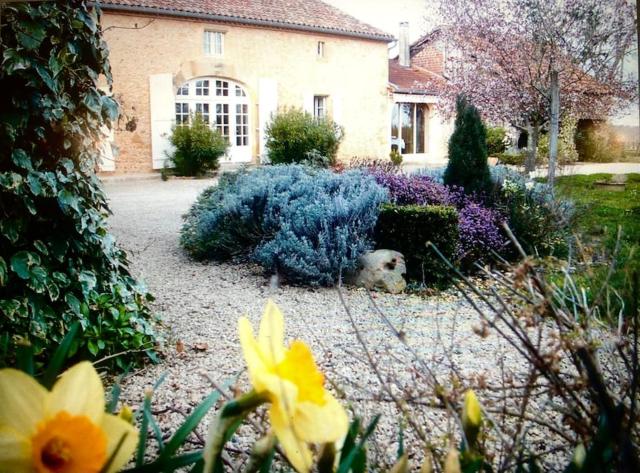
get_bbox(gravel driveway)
[103,176,533,467]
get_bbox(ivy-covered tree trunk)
[443,96,491,194]
[0,1,157,369]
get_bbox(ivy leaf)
[27,173,43,196]
[2,49,30,74]
[10,251,41,280]
[35,64,58,93]
[65,293,81,316]
[33,240,48,255]
[101,95,119,122]
[11,149,32,170]
[58,189,80,213]
[17,19,47,49]
[83,90,102,114]
[0,257,7,286]
[78,270,97,295]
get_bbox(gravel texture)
[103,176,553,469]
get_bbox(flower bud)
[461,389,482,447]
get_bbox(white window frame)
[313,95,327,119]
[204,31,224,57]
[174,77,251,163]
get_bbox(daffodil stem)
[242,433,277,473]
[221,390,269,418]
[205,391,269,473]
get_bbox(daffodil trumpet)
[0,361,138,473]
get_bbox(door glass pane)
[400,103,414,154]
[391,104,399,150]
[416,104,426,153]
[215,103,229,139]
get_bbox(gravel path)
[103,177,537,468]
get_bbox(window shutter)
[98,124,116,171]
[149,73,175,170]
[258,78,278,161]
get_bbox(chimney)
[399,22,410,67]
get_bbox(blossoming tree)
[434,0,636,182]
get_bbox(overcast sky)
[323,0,639,127]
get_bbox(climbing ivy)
[0,1,158,369]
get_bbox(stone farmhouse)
[98,0,451,173]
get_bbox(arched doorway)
[174,77,251,162]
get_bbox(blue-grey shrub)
[181,165,388,286]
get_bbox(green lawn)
[554,173,639,319]
[555,173,640,247]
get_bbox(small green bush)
[389,148,403,166]
[486,126,510,156]
[169,114,228,176]
[265,108,343,166]
[444,96,491,194]
[496,151,527,166]
[374,204,459,286]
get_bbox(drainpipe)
[399,22,410,67]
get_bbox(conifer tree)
[444,96,491,194]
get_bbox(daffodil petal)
[239,316,271,391]
[294,393,349,443]
[101,414,139,473]
[0,426,31,473]
[47,361,104,423]
[0,369,47,436]
[270,403,313,473]
[258,300,286,365]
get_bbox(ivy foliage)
[0,1,158,369]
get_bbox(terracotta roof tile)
[98,0,393,41]
[388,58,443,94]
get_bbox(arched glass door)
[175,77,251,162]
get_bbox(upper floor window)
[204,31,224,56]
[313,95,327,119]
[317,41,325,58]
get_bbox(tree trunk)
[547,70,560,188]
[525,123,539,174]
[637,0,640,135]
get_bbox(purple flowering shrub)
[370,169,505,264]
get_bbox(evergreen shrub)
[0,1,157,369]
[181,165,387,286]
[444,96,491,194]
[486,126,510,156]
[169,114,228,176]
[265,109,343,166]
[375,204,459,285]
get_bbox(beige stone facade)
[100,12,391,173]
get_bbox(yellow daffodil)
[461,389,482,446]
[0,361,138,473]
[238,300,348,472]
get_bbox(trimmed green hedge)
[374,204,459,285]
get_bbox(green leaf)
[0,257,7,286]
[102,96,119,122]
[41,322,80,389]
[11,149,32,170]
[336,415,380,473]
[65,292,81,315]
[2,48,30,73]
[27,173,43,196]
[124,451,203,473]
[79,270,97,295]
[35,64,57,93]
[160,391,222,461]
[10,251,40,279]
[58,189,80,213]
[83,90,102,114]
[33,240,48,255]
[17,19,47,49]
[87,340,99,356]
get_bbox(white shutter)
[149,73,175,170]
[258,78,278,161]
[303,93,314,115]
[98,124,116,171]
